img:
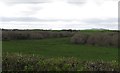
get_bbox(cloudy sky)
[0,0,119,30]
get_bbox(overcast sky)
[0,0,119,30]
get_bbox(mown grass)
[3,37,118,61]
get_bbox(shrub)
[15,33,30,40]
[92,33,112,46]
[87,35,95,45]
[101,34,112,47]
[100,33,118,47]
[71,33,89,44]
[29,32,44,39]
[111,34,118,47]
[2,31,74,40]
[72,32,118,47]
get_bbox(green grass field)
[2,37,118,61]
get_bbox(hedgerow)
[71,32,118,47]
[2,53,119,71]
[2,31,74,40]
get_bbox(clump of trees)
[71,32,118,47]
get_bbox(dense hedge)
[2,31,119,47]
[2,31,74,40]
[2,53,119,71]
[71,32,118,47]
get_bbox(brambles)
[2,53,119,71]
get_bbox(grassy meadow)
[2,30,119,71]
[3,37,118,61]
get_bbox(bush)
[87,35,95,45]
[29,32,44,39]
[71,33,89,44]
[90,33,112,46]
[100,34,112,46]
[111,34,118,47]
[15,33,30,40]
[71,32,118,47]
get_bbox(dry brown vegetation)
[2,30,119,47]
[2,31,74,40]
[71,33,89,44]
[71,32,118,47]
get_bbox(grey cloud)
[106,0,119,1]
[1,17,40,22]
[67,0,87,5]
[21,6,42,16]
[83,18,118,24]
[1,17,118,24]
[1,0,52,4]
[1,17,75,22]
[67,0,119,6]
